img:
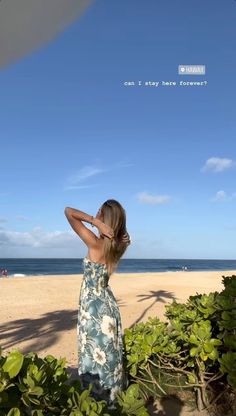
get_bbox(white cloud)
[65,184,98,190]
[64,165,107,190]
[70,166,105,182]
[201,157,235,173]
[212,190,227,201]
[64,162,133,191]
[0,227,78,249]
[212,190,236,202]
[137,191,171,205]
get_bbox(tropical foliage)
[0,348,148,415]
[1,274,235,415]
[123,274,236,415]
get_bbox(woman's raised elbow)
[64,207,71,216]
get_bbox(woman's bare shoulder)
[87,237,105,264]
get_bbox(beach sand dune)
[1,269,235,415]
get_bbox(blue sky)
[0,0,236,259]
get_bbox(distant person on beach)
[64,199,131,406]
[1,269,8,277]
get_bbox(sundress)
[77,256,127,404]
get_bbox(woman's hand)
[95,219,114,239]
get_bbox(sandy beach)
[1,269,235,415]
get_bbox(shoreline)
[2,267,236,279]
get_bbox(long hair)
[100,199,131,277]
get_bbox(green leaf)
[29,386,44,396]
[2,351,24,378]
[6,409,21,416]
[190,347,198,357]
[208,349,218,361]
[200,351,208,361]
[222,311,231,320]
[203,341,214,353]
[25,375,35,388]
[187,373,196,384]
[32,411,44,416]
[189,335,199,345]
[125,383,140,400]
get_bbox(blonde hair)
[100,199,131,277]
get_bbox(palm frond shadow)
[130,290,176,327]
[0,309,77,355]
[116,298,127,307]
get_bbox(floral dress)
[77,256,127,404]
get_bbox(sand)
[0,269,235,415]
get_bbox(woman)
[64,199,131,405]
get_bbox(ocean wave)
[12,273,27,277]
[166,266,189,272]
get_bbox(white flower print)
[110,385,121,401]
[91,269,96,278]
[80,309,91,326]
[83,286,90,297]
[93,347,106,365]
[93,281,102,296]
[101,315,116,339]
[80,332,87,352]
[113,363,123,382]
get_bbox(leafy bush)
[124,274,236,416]
[0,348,148,415]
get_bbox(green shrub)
[0,348,148,415]
[124,274,236,416]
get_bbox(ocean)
[0,258,236,277]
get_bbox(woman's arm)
[64,207,114,247]
[64,207,100,248]
[64,207,98,227]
